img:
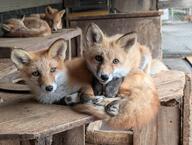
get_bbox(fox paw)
[65,93,80,105]
[105,100,119,116]
[92,95,105,105]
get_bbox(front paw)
[92,95,105,105]
[105,100,120,116]
[65,93,80,105]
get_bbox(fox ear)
[116,32,137,51]
[85,23,104,47]
[11,48,32,69]
[58,9,65,17]
[2,24,12,32]
[46,6,54,14]
[48,39,67,60]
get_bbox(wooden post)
[52,125,85,145]
[183,74,192,145]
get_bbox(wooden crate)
[86,71,192,145]
[69,11,162,59]
[0,28,83,60]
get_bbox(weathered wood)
[0,0,62,12]
[0,28,82,53]
[0,59,17,80]
[0,83,30,92]
[86,121,133,145]
[157,106,180,145]
[153,70,185,102]
[29,136,52,145]
[53,125,85,145]
[183,74,192,145]
[69,12,162,58]
[0,95,93,140]
[133,116,157,145]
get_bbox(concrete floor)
[162,23,192,58]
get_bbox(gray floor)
[162,23,192,58]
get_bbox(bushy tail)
[150,59,168,75]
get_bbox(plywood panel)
[0,0,62,12]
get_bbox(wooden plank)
[185,56,192,67]
[0,28,82,52]
[183,74,192,145]
[53,126,85,145]
[70,13,162,58]
[153,70,185,102]
[0,59,17,80]
[133,116,157,145]
[0,0,62,12]
[157,106,180,145]
[0,96,93,140]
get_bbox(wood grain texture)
[183,74,192,145]
[0,28,82,52]
[153,70,185,102]
[157,106,180,145]
[0,95,93,140]
[0,0,62,12]
[69,12,162,58]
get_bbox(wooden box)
[85,71,192,145]
[69,11,162,59]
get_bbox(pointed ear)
[48,39,67,61]
[46,6,54,14]
[21,15,25,22]
[85,23,104,47]
[11,48,32,69]
[58,9,65,17]
[2,24,12,32]
[116,32,137,51]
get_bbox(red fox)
[184,15,192,22]
[31,6,65,31]
[11,38,159,129]
[2,17,51,37]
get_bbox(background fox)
[2,16,51,37]
[31,6,65,31]
[11,38,159,129]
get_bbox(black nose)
[45,85,53,92]
[100,74,109,81]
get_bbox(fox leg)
[72,103,110,120]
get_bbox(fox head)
[84,23,138,84]
[45,6,65,31]
[11,39,67,98]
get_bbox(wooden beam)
[0,0,63,12]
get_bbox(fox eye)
[32,71,40,77]
[50,67,56,73]
[113,58,119,64]
[95,55,103,63]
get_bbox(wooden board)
[153,70,185,102]
[0,59,16,80]
[0,94,93,140]
[0,0,62,12]
[0,28,82,52]
[183,74,192,145]
[69,12,162,58]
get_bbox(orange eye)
[113,58,119,64]
[32,71,40,77]
[50,67,56,73]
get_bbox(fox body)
[31,6,65,31]
[3,17,51,37]
[184,15,192,22]
[11,38,159,129]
